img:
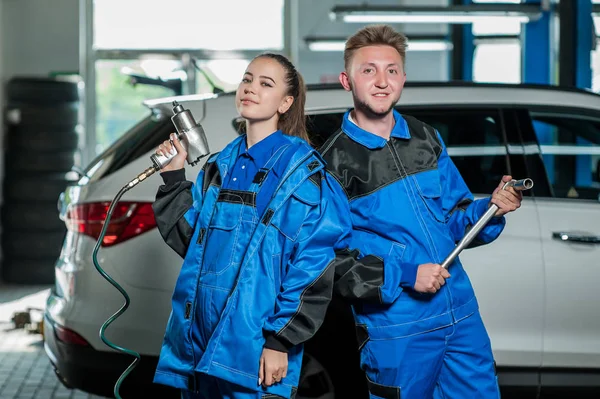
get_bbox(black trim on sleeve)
[160,168,186,186]
[152,179,195,258]
[276,260,336,346]
[263,334,293,353]
[332,248,385,305]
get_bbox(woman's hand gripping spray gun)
[441,178,534,270]
[91,101,210,398]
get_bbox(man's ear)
[339,72,352,91]
[279,95,294,114]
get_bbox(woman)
[151,53,347,399]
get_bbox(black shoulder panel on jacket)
[319,117,443,200]
[319,129,399,201]
[396,114,443,165]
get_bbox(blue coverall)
[321,110,506,399]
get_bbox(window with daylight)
[93,0,284,50]
[91,0,282,155]
[471,0,522,36]
[472,0,522,83]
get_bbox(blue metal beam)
[576,0,593,90]
[522,1,552,85]
[576,0,593,187]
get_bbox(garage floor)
[0,284,108,399]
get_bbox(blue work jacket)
[152,134,353,398]
[321,110,506,343]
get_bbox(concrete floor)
[0,284,108,399]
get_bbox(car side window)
[404,109,508,194]
[530,113,600,201]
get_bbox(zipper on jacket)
[184,302,192,319]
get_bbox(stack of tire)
[2,77,81,284]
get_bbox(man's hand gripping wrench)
[441,178,534,270]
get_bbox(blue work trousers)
[363,311,501,399]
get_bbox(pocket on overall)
[271,190,315,242]
[413,169,446,223]
[202,203,242,275]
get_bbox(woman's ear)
[278,96,294,114]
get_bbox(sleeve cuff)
[263,334,293,353]
[160,169,186,185]
[478,197,504,224]
[399,262,420,289]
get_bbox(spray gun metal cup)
[149,101,211,171]
[170,100,210,167]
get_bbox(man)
[320,25,523,398]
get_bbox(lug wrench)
[441,178,534,269]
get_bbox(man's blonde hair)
[344,25,408,71]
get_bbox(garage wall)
[1,0,79,78]
[296,0,450,84]
[0,0,80,183]
[0,0,79,275]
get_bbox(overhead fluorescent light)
[330,4,542,24]
[341,14,530,24]
[305,37,453,52]
[307,41,346,52]
[408,41,453,51]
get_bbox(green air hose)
[91,185,141,399]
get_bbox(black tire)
[5,126,79,152]
[1,257,56,284]
[5,102,79,128]
[5,151,76,173]
[2,230,66,259]
[1,202,65,231]
[4,173,75,202]
[7,77,80,104]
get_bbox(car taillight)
[54,323,90,347]
[65,202,157,247]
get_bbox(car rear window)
[83,114,172,183]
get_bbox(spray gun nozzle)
[172,100,184,114]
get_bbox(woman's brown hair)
[254,53,309,144]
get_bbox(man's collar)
[342,109,411,149]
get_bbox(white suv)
[44,82,600,398]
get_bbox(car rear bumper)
[43,314,179,398]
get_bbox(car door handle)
[552,232,600,244]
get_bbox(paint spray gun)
[125,100,210,189]
[93,101,209,398]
